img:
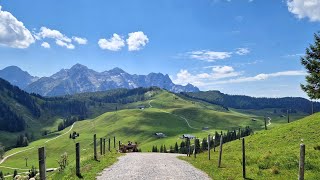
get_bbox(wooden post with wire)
[218,135,223,168]
[93,134,97,161]
[100,138,103,155]
[108,138,111,152]
[299,143,305,180]
[114,136,116,148]
[38,147,46,180]
[287,109,290,123]
[242,138,246,179]
[194,138,197,158]
[103,138,106,155]
[208,134,211,160]
[76,143,81,177]
[264,116,267,130]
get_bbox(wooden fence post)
[194,138,197,158]
[93,134,97,160]
[76,143,80,177]
[239,128,241,140]
[218,135,223,168]
[213,138,216,152]
[38,147,46,180]
[187,138,191,157]
[299,143,305,180]
[103,138,106,155]
[108,138,111,152]
[114,136,116,148]
[242,138,246,179]
[287,110,290,123]
[264,116,267,130]
[118,141,121,151]
[208,134,211,160]
[100,138,103,155]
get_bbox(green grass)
[49,150,121,180]
[0,90,314,178]
[180,113,320,179]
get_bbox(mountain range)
[0,64,199,96]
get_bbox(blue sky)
[0,0,320,98]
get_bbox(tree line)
[181,91,319,114]
[152,126,253,154]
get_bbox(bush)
[57,152,68,171]
[28,166,38,178]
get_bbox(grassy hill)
[0,81,160,148]
[180,113,320,179]
[0,90,267,177]
[0,81,314,178]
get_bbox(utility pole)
[287,109,290,123]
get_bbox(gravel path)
[96,153,211,180]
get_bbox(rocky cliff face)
[18,64,199,96]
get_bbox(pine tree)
[163,145,167,153]
[0,170,3,180]
[301,32,320,100]
[174,142,179,153]
[201,138,208,151]
[160,145,163,153]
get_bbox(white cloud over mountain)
[126,31,149,51]
[0,6,35,48]
[173,66,241,86]
[98,33,125,51]
[174,68,307,88]
[287,0,320,21]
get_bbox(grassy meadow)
[180,113,320,179]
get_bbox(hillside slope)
[0,91,256,175]
[181,113,320,179]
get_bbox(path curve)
[149,100,199,130]
[96,153,211,180]
[0,122,76,166]
[267,117,272,126]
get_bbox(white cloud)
[235,48,250,55]
[41,42,50,48]
[188,50,232,62]
[173,68,306,88]
[283,53,304,58]
[173,66,241,86]
[208,70,307,85]
[98,33,125,51]
[55,39,75,49]
[287,0,320,21]
[37,27,86,49]
[72,36,87,45]
[38,27,71,43]
[126,31,149,51]
[0,6,35,48]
